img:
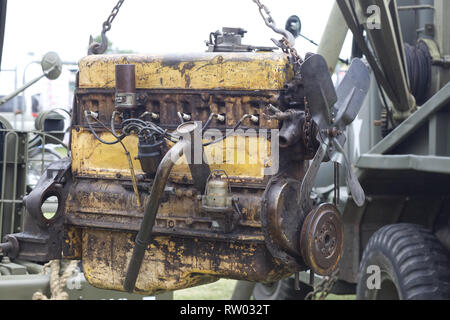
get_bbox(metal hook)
[88,31,109,55]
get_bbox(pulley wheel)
[300,203,343,276]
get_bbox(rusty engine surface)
[0,48,352,295]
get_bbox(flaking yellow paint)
[71,129,272,181]
[78,52,292,90]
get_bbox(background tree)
[90,35,135,54]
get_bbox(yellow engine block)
[7,50,343,295]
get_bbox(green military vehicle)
[249,0,450,300]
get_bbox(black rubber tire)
[357,223,450,300]
[253,278,312,300]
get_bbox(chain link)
[252,1,336,301]
[303,96,314,156]
[103,0,125,32]
[282,38,304,66]
[253,0,275,27]
[252,0,303,72]
[252,0,296,49]
[88,0,125,55]
[305,269,340,300]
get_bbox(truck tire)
[253,278,312,300]
[357,223,450,300]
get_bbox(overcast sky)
[2,0,350,65]
[0,0,353,104]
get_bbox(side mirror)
[285,15,302,38]
[41,52,62,80]
[0,52,63,106]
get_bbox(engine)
[0,45,350,295]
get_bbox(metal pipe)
[179,122,211,193]
[397,5,434,11]
[115,64,137,110]
[14,260,44,274]
[0,0,6,70]
[124,122,212,292]
[123,139,188,293]
[0,57,61,107]
[317,1,349,74]
[278,111,304,148]
[0,74,45,107]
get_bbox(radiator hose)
[123,140,187,292]
[124,121,210,292]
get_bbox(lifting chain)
[252,0,278,32]
[88,0,125,55]
[305,269,340,300]
[253,0,308,150]
[252,0,303,68]
[253,1,337,300]
[281,37,304,69]
[303,96,314,156]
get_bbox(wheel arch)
[356,223,450,300]
[339,195,450,284]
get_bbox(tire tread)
[357,223,450,300]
